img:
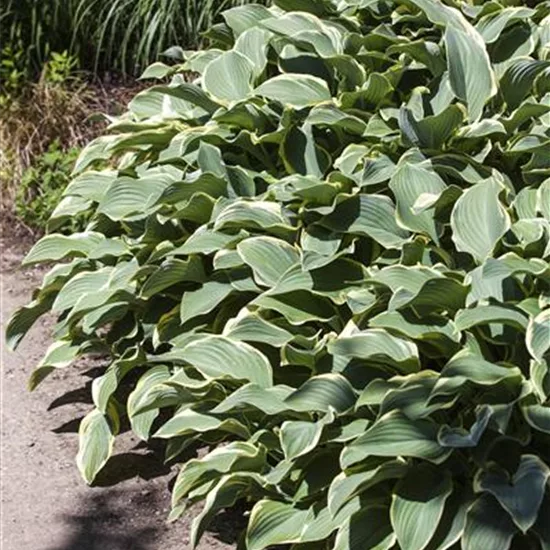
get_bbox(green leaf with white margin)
[522,403,550,434]
[284,374,356,413]
[180,335,273,388]
[391,464,453,550]
[211,383,293,415]
[154,409,249,439]
[246,500,316,550]
[97,175,173,220]
[235,28,271,77]
[475,455,550,533]
[172,441,265,506]
[203,50,255,103]
[255,74,331,109]
[191,473,267,548]
[438,405,493,448]
[329,460,408,518]
[23,232,106,265]
[92,347,144,414]
[410,0,497,122]
[328,329,420,374]
[431,349,522,398]
[139,62,173,80]
[333,505,396,550]
[29,340,85,390]
[538,178,550,220]
[454,305,528,332]
[141,257,206,298]
[462,495,517,550]
[76,405,119,484]
[128,366,172,441]
[237,236,299,287]
[318,194,409,249]
[369,311,460,355]
[450,177,511,263]
[223,4,273,36]
[389,156,447,243]
[526,309,550,362]
[341,411,450,468]
[224,311,294,347]
[6,297,53,351]
[280,410,335,461]
[180,280,233,323]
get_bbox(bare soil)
[1,241,239,550]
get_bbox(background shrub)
[15,141,81,231]
[0,0,264,77]
[8,1,550,549]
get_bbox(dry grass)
[0,76,142,237]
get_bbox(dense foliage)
[0,0,262,76]
[8,0,550,549]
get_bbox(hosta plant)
[7,0,550,548]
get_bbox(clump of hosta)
[8,0,550,548]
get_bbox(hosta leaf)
[76,406,119,485]
[246,500,313,550]
[329,460,408,518]
[390,465,453,550]
[410,0,497,122]
[223,4,273,36]
[319,194,409,249]
[476,7,535,44]
[522,404,550,434]
[389,158,447,243]
[280,412,333,461]
[141,257,205,298]
[462,495,517,550]
[284,374,356,413]
[329,329,420,374]
[224,313,293,347]
[23,232,106,265]
[399,105,464,149]
[438,405,493,448]
[180,280,233,323]
[191,473,266,547]
[154,409,249,439]
[128,366,172,441]
[92,348,144,414]
[475,455,550,533]
[501,58,550,111]
[341,411,450,468]
[212,383,293,415]
[172,441,265,506]
[6,297,53,351]
[255,74,331,108]
[235,28,271,77]
[450,178,511,263]
[526,309,550,362]
[29,340,85,390]
[203,50,255,103]
[237,236,299,287]
[454,305,528,332]
[180,335,273,388]
[97,176,173,220]
[333,505,396,550]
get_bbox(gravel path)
[1,243,237,550]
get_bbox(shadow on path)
[43,490,159,550]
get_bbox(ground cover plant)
[7,0,550,548]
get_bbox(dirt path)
[1,244,238,550]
